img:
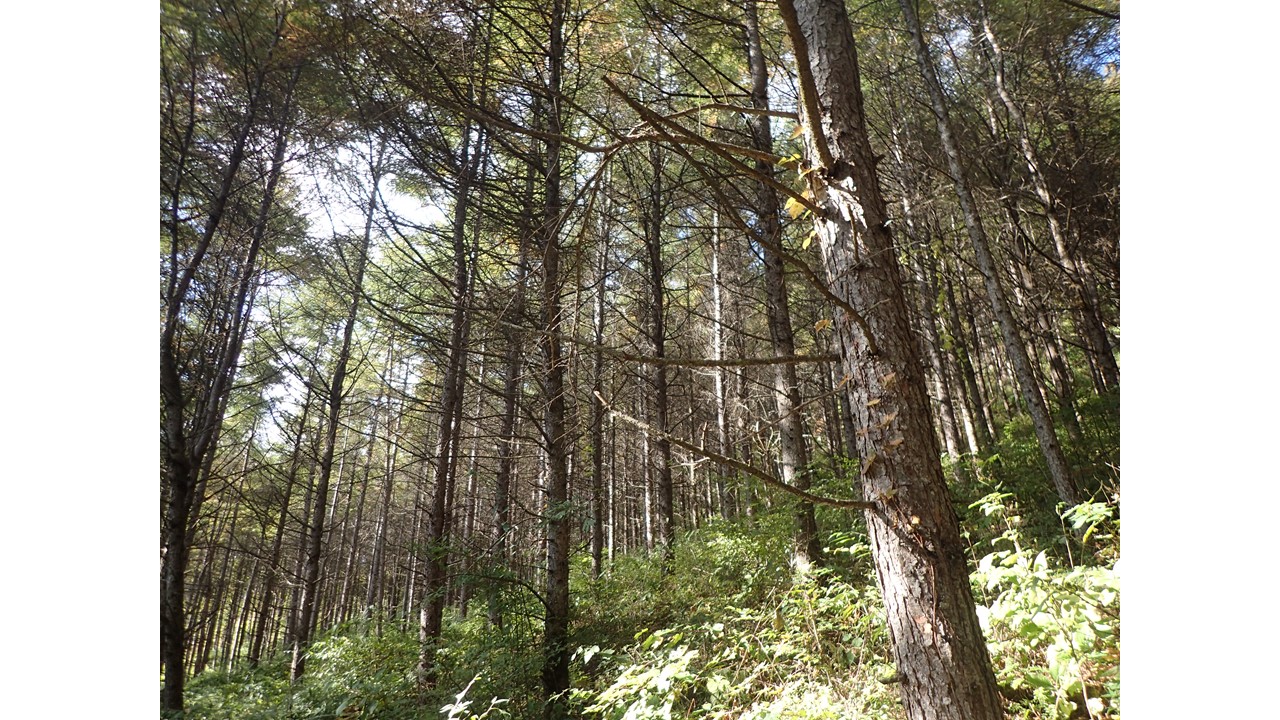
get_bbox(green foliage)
[573,518,900,720]
[182,655,295,720]
[433,603,543,719]
[950,390,1120,558]
[288,625,421,719]
[186,489,1119,720]
[575,514,795,652]
[184,620,422,720]
[183,615,524,720]
[970,495,1120,719]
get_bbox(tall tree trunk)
[909,246,964,462]
[160,46,297,713]
[709,218,735,519]
[942,260,994,450]
[777,0,1005,716]
[338,415,377,624]
[967,51,1086,444]
[897,0,1080,505]
[608,413,619,557]
[885,119,963,461]
[249,374,316,666]
[227,558,258,668]
[745,0,821,566]
[198,432,256,674]
[539,2,573,709]
[590,226,610,579]
[457,331,489,620]
[490,156,535,628]
[642,145,676,565]
[419,131,483,689]
[366,350,407,626]
[249,409,309,661]
[1004,211,1086,445]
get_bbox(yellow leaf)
[814,318,832,333]
[789,124,804,140]
[867,398,881,407]
[784,196,805,219]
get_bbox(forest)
[159,0,1120,717]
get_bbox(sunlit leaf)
[784,196,806,219]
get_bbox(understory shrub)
[185,486,1119,720]
[970,493,1120,719]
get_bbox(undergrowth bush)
[970,493,1120,719]
[183,655,294,720]
[574,512,795,654]
[184,618,421,720]
[574,520,902,720]
[183,614,523,720]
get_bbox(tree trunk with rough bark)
[777,0,1005,715]
[489,159,534,624]
[709,219,736,519]
[418,131,483,689]
[538,2,572,712]
[642,145,676,566]
[160,41,298,713]
[590,227,610,579]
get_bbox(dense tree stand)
[159,0,1118,716]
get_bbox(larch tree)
[777,0,1006,715]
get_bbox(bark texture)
[539,1,572,712]
[778,0,1005,715]
[418,132,482,689]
